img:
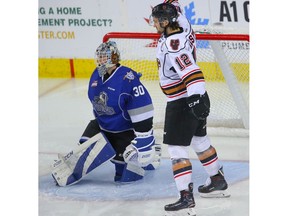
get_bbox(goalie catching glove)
[186,92,210,120]
[123,130,155,167]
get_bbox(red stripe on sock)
[174,170,192,179]
[203,156,218,166]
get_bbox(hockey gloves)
[123,130,155,167]
[186,92,210,120]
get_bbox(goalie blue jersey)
[88,65,154,133]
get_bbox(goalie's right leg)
[51,132,116,186]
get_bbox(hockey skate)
[198,166,230,198]
[164,183,196,216]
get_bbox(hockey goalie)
[51,41,161,186]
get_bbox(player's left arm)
[168,42,210,119]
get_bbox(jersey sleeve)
[177,12,190,29]
[123,71,154,131]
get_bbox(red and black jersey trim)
[161,80,186,96]
[160,69,205,97]
[182,70,205,87]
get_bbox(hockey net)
[103,32,249,136]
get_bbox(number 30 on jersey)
[133,85,145,97]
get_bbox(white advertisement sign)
[38,0,249,58]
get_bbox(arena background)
[38,0,249,78]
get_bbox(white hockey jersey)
[156,13,206,102]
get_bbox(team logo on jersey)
[123,71,135,82]
[170,39,180,50]
[92,91,115,116]
[91,80,98,87]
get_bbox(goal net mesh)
[103,32,249,136]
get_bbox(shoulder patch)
[91,80,98,87]
[170,39,180,51]
[166,33,186,52]
[123,71,135,82]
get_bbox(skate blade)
[199,189,231,198]
[165,207,196,216]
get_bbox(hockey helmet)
[150,3,178,25]
[95,41,120,77]
[163,0,182,13]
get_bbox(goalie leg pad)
[67,141,116,185]
[52,133,116,186]
[143,144,162,170]
[111,159,145,182]
[110,159,126,182]
[116,163,145,182]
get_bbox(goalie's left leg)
[111,159,145,182]
[143,143,162,170]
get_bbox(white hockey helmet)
[95,41,120,77]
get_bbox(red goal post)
[103,32,249,134]
[103,32,249,43]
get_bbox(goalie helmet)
[150,3,178,26]
[95,41,120,77]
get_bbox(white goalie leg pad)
[144,144,162,170]
[111,159,145,182]
[118,163,145,182]
[138,147,156,167]
[190,135,211,153]
[51,132,116,186]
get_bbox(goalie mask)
[149,3,178,27]
[95,41,120,77]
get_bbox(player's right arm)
[122,71,156,167]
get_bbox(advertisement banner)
[39,0,249,58]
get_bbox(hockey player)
[150,1,229,215]
[52,41,160,186]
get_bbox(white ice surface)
[39,78,249,216]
